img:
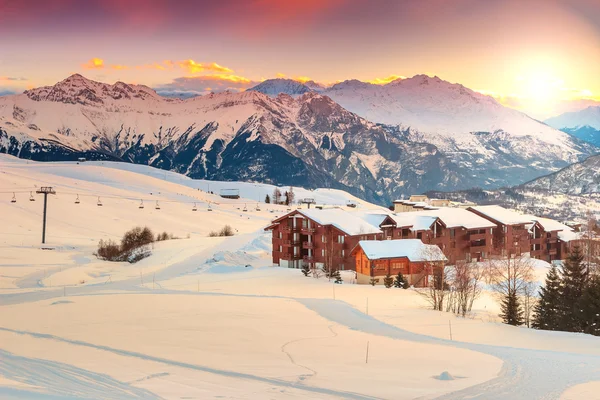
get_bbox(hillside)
[2,154,600,399]
[545,106,600,147]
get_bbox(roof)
[469,205,532,225]
[386,214,439,231]
[296,208,383,236]
[356,240,447,262]
[558,230,582,242]
[530,217,572,232]
[411,208,496,229]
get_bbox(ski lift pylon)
[29,191,35,202]
[75,194,80,204]
[11,192,16,203]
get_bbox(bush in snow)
[301,264,311,277]
[121,226,154,254]
[331,269,343,284]
[383,273,394,288]
[208,225,235,237]
[95,226,155,263]
[369,277,378,286]
[96,239,122,261]
[394,272,409,289]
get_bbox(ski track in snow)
[2,233,600,399]
[0,349,161,400]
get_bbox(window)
[279,245,282,252]
[278,232,282,239]
[341,249,345,257]
[338,235,345,244]
[322,249,326,257]
[450,229,455,238]
[322,235,327,243]
[417,232,422,240]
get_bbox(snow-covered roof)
[298,208,382,236]
[387,214,438,231]
[530,217,572,232]
[357,240,447,262]
[469,205,532,225]
[558,230,582,243]
[412,208,496,229]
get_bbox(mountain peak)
[24,75,164,105]
[248,79,313,97]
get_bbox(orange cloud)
[111,64,129,70]
[276,72,287,78]
[367,74,406,85]
[175,60,233,74]
[197,74,252,84]
[293,76,313,84]
[82,57,105,70]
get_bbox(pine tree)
[284,191,290,205]
[383,273,394,288]
[301,263,310,277]
[532,265,562,330]
[394,272,407,288]
[265,194,270,204]
[577,275,600,336]
[369,277,378,286]
[500,290,524,326]
[559,246,588,332]
[331,269,343,284]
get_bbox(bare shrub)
[96,239,123,261]
[121,226,154,253]
[156,231,177,241]
[208,225,235,237]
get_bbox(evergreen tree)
[383,273,394,288]
[265,194,270,204]
[499,290,524,326]
[331,269,343,284]
[369,277,378,286]
[559,246,588,331]
[284,191,290,205]
[532,265,562,330]
[577,275,600,336]
[287,186,295,205]
[301,263,310,277]
[394,272,407,288]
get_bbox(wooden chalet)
[468,206,532,257]
[351,239,447,287]
[264,208,384,270]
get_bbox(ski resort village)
[4,1,600,397]
[1,155,600,399]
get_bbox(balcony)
[531,238,543,245]
[468,233,487,241]
[300,227,316,235]
[281,225,300,232]
[303,255,315,263]
[302,241,315,249]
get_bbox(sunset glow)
[0,0,599,118]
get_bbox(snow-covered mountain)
[0,74,596,205]
[249,79,313,97]
[523,154,600,195]
[546,106,600,130]
[545,106,600,147]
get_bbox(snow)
[414,208,497,229]
[545,106,600,130]
[1,155,600,399]
[469,205,533,225]
[357,239,447,262]
[295,208,385,236]
[387,214,438,231]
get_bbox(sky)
[1,0,599,119]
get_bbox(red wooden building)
[468,206,532,257]
[351,239,447,287]
[264,208,384,271]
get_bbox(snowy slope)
[523,153,600,195]
[546,106,600,130]
[249,79,313,97]
[2,153,600,399]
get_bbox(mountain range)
[545,106,600,147]
[0,74,597,205]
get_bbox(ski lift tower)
[36,187,56,244]
[301,198,316,209]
